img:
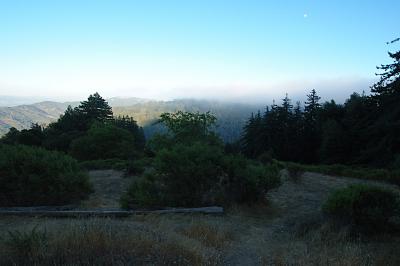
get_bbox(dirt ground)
[1,170,400,265]
[79,170,131,209]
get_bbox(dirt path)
[81,169,399,265]
[223,171,400,265]
[80,170,132,209]
[1,170,399,265]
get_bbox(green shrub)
[392,154,400,170]
[223,155,281,203]
[121,142,225,208]
[121,111,282,209]
[257,149,274,164]
[323,184,399,233]
[5,227,48,260]
[120,171,163,209]
[281,161,400,185]
[286,162,305,181]
[69,123,136,161]
[121,145,282,209]
[126,157,153,175]
[0,144,92,206]
[154,142,224,207]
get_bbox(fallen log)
[0,206,224,217]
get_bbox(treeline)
[0,93,145,206]
[121,111,281,208]
[1,92,281,208]
[1,93,145,161]
[242,44,400,168]
[113,99,257,143]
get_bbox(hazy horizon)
[1,1,398,103]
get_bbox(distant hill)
[106,97,152,107]
[0,101,78,135]
[0,95,52,107]
[113,99,260,142]
[0,98,260,142]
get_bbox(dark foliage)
[78,159,128,170]
[222,155,281,203]
[323,184,399,233]
[1,93,146,162]
[126,142,225,208]
[76,92,113,123]
[69,123,137,161]
[120,171,163,208]
[121,111,281,208]
[241,41,400,167]
[1,124,45,147]
[0,144,91,206]
[125,157,152,175]
[112,115,146,149]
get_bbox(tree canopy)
[1,93,146,161]
[241,39,400,167]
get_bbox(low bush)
[153,142,224,207]
[121,150,281,209]
[323,184,400,233]
[257,149,274,164]
[281,162,400,185]
[0,144,92,206]
[286,162,305,181]
[69,123,136,161]
[121,111,282,209]
[120,171,163,209]
[223,155,281,204]
[126,157,153,175]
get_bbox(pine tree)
[277,94,293,160]
[282,93,293,113]
[112,115,146,149]
[303,89,321,162]
[290,101,305,161]
[241,111,264,158]
[372,39,400,97]
[361,39,400,166]
[77,92,113,123]
[304,89,321,122]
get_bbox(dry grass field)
[1,170,399,265]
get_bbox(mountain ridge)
[0,98,260,142]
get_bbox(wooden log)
[0,206,224,217]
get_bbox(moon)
[303,13,308,18]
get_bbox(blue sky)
[0,0,399,102]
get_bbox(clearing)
[0,170,399,265]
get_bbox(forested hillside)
[0,101,77,135]
[114,99,258,142]
[0,98,258,142]
[242,40,400,168]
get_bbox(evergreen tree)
[77,92,113,123]
[282,93,293,113]
[112,115,146,149]
[372,38,400,97]
[276,94,294,160]
[290,101,305,161]
[241,112,263,158]
[319,119,346,163]
[304,89,321,122]
[43,93,114,152]
[361,39,400,166]
[303,89,321,162]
